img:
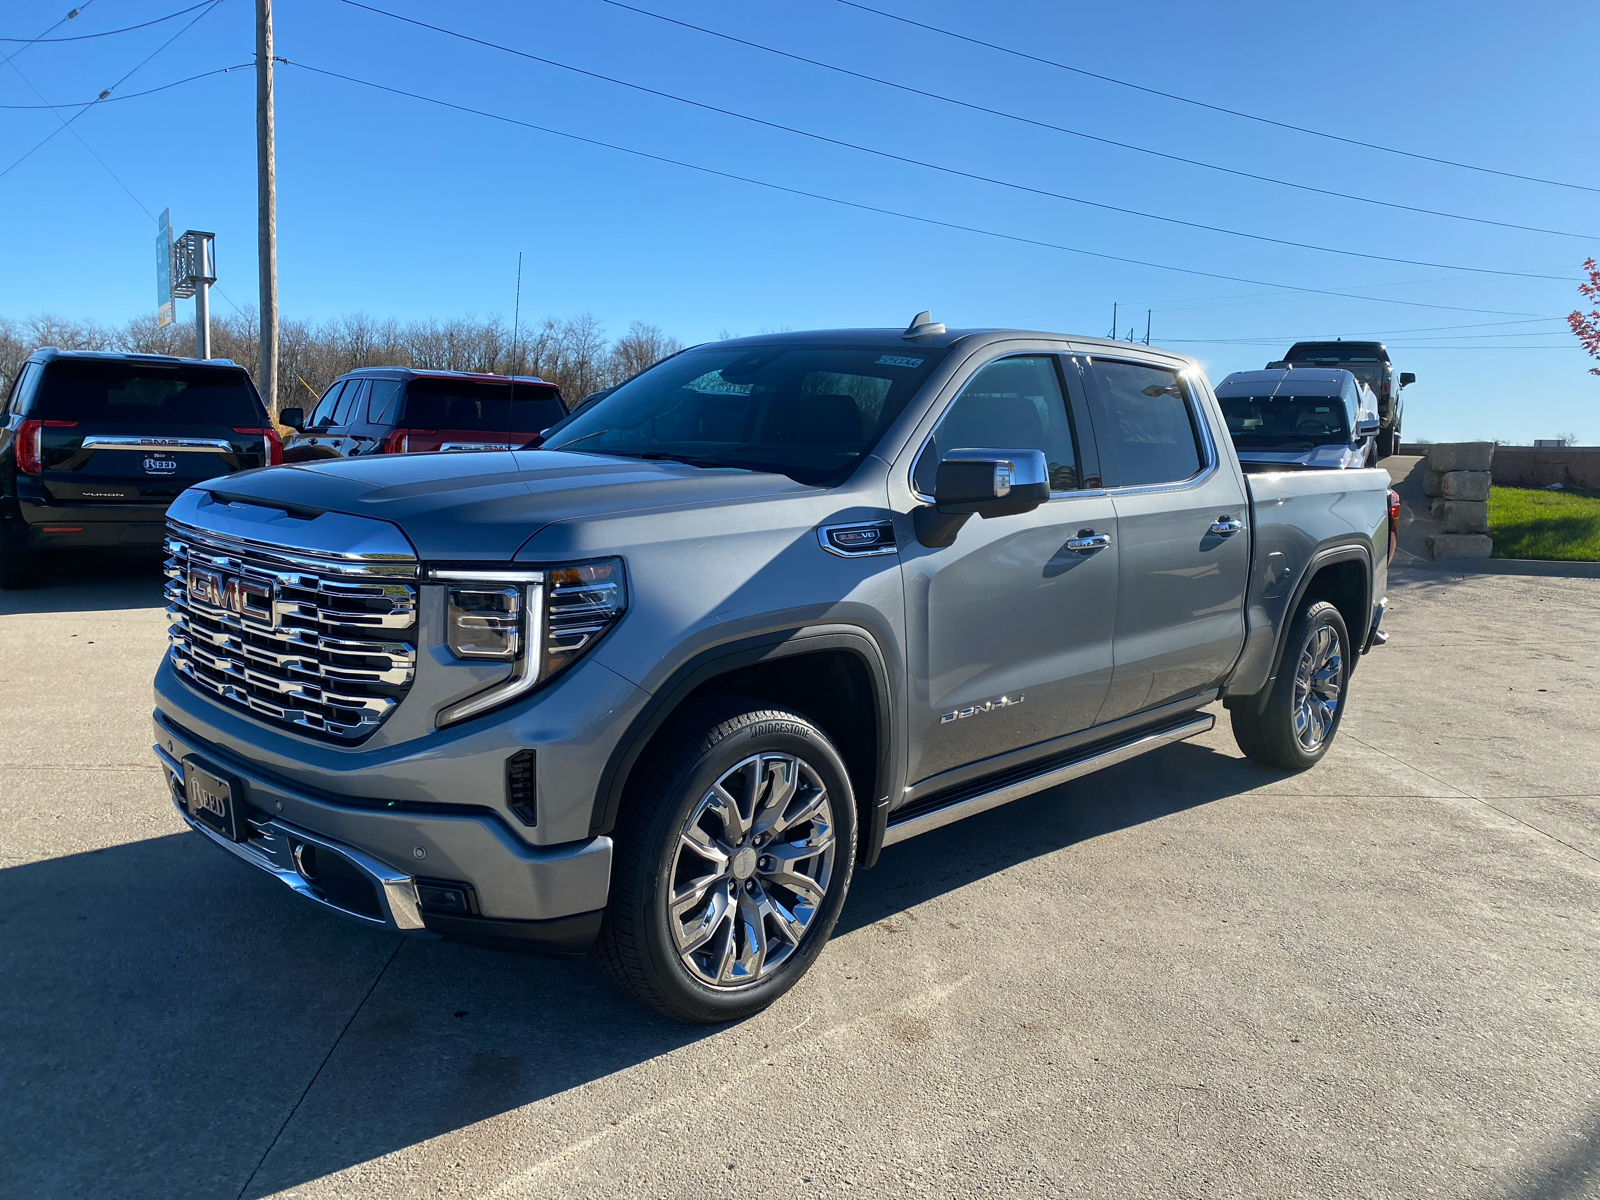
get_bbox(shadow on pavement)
[1,736,1275,1199]
[0,550,166,614]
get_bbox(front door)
[1082,356,1249,720]
[899,354,1118,788]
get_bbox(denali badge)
[188,567,275,625]
[941,694,1024,723]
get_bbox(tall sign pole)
[256,0,279,415]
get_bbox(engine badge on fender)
[940,694,1024,724]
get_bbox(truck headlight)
[430,558,626,727]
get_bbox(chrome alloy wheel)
[1292,624,1344,751]
[667,753,837,988]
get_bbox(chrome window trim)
[1082,355,1220,498]
[905,349,1093,505]
[82,435,234,453]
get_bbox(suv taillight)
[1387,488,1401,559]
[383,429,436,453]
[14,419,76,475]
[234,427,284,466]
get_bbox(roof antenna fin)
[902,310,946,340]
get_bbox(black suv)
[280,368,567,461]
[0,349,280,588]
[1274,341,1415,458]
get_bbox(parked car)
[0,348,280,588]
[1216,367,1379,469]
[151,318,1392,1023]
[280,368,566,461]
[1268,341,1414,458]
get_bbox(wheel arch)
[1240,540,1372,713]
[590,625,897,867]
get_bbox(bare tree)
[611,321,683,381]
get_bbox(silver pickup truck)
[151,317,1393,1023]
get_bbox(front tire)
[596,698,858,1023]
[1231,600,1351,771]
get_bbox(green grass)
[1488,486,1600,561]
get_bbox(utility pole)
[1144,309,1151,345]
[1109,302,1117,340]
[256,0,279,415]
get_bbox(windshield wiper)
[632,451,734,469]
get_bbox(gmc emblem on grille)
[188,568,275,625]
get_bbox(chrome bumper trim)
[159,746,432,935]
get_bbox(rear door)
[325,379,370,456]
[24,358,271,520]
[1083,355,1249,721]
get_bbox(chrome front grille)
[164,519,420,741]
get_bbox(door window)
[332,380,368,427]
[4,362,40,415]
[1092,360,1203,487]
[914,356,1080,494]
[367,379,404,425]
[308,382,344,428]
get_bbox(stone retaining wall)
[1420,443,1493,560]
[1489,447,1600,491]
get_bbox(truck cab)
[1216,367,1379,469]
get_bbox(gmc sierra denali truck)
[151,317,1392,1023]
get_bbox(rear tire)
[595,698,857,1023]
[1376,428,1397,459]
[1231,600,1351,771]
[0,526,40,590]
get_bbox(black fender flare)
[589,624,899,867]
[1241,539,1373,714]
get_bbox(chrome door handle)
[1210,517,1243,536]
[1066,533,1111,553]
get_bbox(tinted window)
[31,359,264,425]
[332,379,368,426]
[4,361,40,415]
[1093,360,1203,486]
[401,379,565,434]
[914,356,1078,494]
[367,379,404,425]
[1219,394,1349,446]
[540,345,948,486]
[308,381,344,427]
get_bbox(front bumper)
[153,710,611,955]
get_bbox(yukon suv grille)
[164,520,420,741]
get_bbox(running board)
[882,713,1215,847]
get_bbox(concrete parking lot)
[2,556,1597,1199]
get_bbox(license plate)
[144,457,178,473]
[183,757,246,841]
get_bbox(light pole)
[256,0,278,413]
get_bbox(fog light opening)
[416,879,479,916]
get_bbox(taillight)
[234,426,284,466]
[14,419,76,475]
[383,429,435,453]
[1387,488,1401,559]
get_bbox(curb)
[1393,558,1600,580]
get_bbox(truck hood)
[188,449,812,560]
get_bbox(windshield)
[400,379,566,433]
[538,344,949,485]
[30,359,263,425]
[1219,394,1351,447]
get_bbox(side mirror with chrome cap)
[916,447,1050,547]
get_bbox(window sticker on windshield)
[874,355,924,368]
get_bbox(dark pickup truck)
[150,319,1392,1022]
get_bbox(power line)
[338,1,1575,282]
[0,0,227,184]
[836,0,1600,196]
[0,62,249,109]
[0,1,211,43]
[282,59,1542,319]
[0,0,100,70]
[598,0,1596,242]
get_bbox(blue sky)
[3,0,1597,441]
